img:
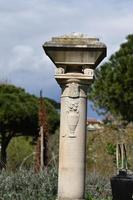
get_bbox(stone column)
[58,80,89,200]
[43,33,106,200]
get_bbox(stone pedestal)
[43,33,106,200]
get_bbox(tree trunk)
[0,132,14,170]
[0,143,7,170]
[34,135,41,173]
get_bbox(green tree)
[43,99,60,134]
[45,97,60,110]
[89,34,133,122]
[0,84,59,169]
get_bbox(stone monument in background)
[43,33,106,200]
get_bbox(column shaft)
[58,82,87,200]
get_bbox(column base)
[57,199,85,200]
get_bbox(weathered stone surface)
[43,33,106,200]
[43,33,106,69]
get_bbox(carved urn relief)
[67,100,79,138]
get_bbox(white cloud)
[0,0,133,102]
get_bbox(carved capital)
[68,82,79,98]
[62,82,80,98]
[62,82,87,98]
[55,67,66,75]
[82,66,94,77]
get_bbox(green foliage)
[89,34,133,122]
[106,143,116,156]
[87,124,133,175]
[0,83,60,168]
[87,126,118,176]
[44,99,60,134]
[0,168,57,200]
[7,136,34,171]
[45,97,60,109]
[0,168,111,200]
[0,84,60,136]
[85,172,111,200]
[0,84,38,135]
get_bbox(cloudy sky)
[0,0,133,119]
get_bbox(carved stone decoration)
[82,66,94,77]
[55,67,65,74]
[68,82,79,98]
[67,99,80,138]
[62,83,88,98]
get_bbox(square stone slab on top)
[43,33,106,70]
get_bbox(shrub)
[0,167,57,200]
[85,172,111,200]
[0,168,112,200]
